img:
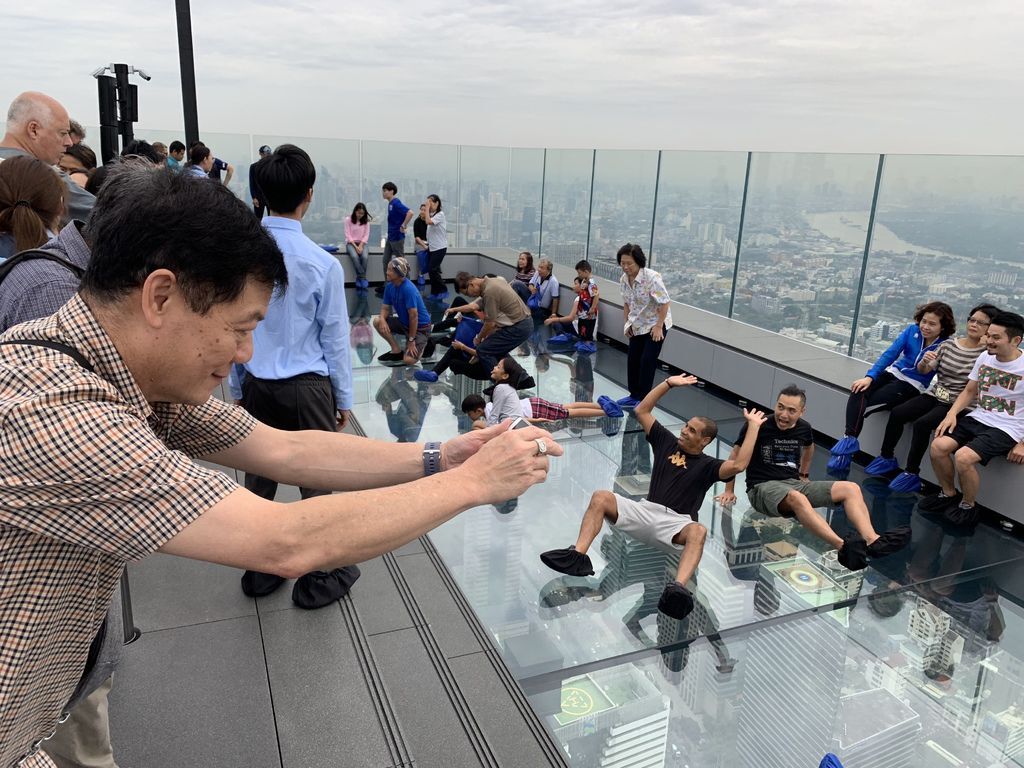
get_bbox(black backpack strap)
[0,338,95,372]
[0,248,86,287]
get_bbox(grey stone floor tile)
[260,607,395,768]
[371,628,482,768]
[108,616,279,768]
[393,538,425,556]
[447,653,553,768]
[351,556,416,635]
[396,554,483,658]
[127,554,254,632]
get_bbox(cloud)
[1,0,1021,154]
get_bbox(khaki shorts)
[747,479,835,518]
[611,494,694,554]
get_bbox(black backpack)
[0,247,85,289]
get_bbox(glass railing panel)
[852,154,1024,361]
[653,150,748,316]
[360,140,458,253]
[540,149,594,269]
[586,150,659,282]
[509,147,545,255]
[732,152,880,353]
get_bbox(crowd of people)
[0,87,1022,768]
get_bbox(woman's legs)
[346,243,366,280]
[844,371,917,437]
[637,329,665,398]
[512,281,531,302]
[565,403,607,418]
[906,404,956,474]
[428,248,447,295]
[879,394,940,458]
[627,334,645,398]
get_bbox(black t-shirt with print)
[738,416,814,489]
[645,421,724,520]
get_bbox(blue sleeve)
[867,325,914,379]
[227,362,246,401]
[317,260,353,410]
[382,282,395,307]
[394,199,409,216]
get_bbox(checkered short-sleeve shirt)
[0,295,255,767]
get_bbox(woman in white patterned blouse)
[617,243,673,408]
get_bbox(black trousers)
[844,370,919,437]
[242,373,336,499]
[627,327,665,400]
[427,247,447,294]
[880,393,963,473]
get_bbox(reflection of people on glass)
[716,384,910,570]
[375,366,431,443]
[541,374,767,620]
[617,243,672,409]
[349,286,375,365]
[828,301,955,472]
[866,304,999,492]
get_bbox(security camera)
[91,66,108,78]
[133,67,152,82]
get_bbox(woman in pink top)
[345,202,371,290]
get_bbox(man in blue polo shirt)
[373,257,435,365]
[379,181,413,295]
[227,143,358,608]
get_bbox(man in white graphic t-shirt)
[928,310,1024,522]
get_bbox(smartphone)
[509,416,531,430]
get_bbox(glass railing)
[98,127,1024,363]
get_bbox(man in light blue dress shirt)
[227,144,358,608]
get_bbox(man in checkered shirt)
[0,166,562,767]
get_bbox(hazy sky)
[3,1,1023,155]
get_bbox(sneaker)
[830,436,860,456]
[945,503,980,527]
[865,456,900,476]
[827,453,852,473]
[888,471,922,493]
[597,395,624,418]
[575,341,597,354]
[540,546,595,577]
[616,396,641,409]
[918,490,961,513]
[658,581,695,620]
[547,333,574,345]
[377,351,404,363]
[867,526,911,558]
[837,532,868,571]
[414,370,439,383]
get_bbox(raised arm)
[634,374,697,435]
[719,409,768,479]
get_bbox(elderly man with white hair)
[0,91,94,222]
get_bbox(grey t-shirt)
[485,383,524,425]
[0,146,95,224]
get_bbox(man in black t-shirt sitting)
[540,374,767,620]
[715,384,910,570]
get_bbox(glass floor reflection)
[344,288,1024,767]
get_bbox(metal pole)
[584,149,596,261]
[848,154,886,357]
[175,0,200,147]
[648,150,662,266]
[727,152,753,318]
[537,149,547,257]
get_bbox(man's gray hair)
[6,92,60,133]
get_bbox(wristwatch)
[423,442,442,476]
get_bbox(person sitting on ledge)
[926,310,1024,524]
[865,304,999,492]
[540,373,767,621]
[373,256,435,365]
[414,270,532,382]
[828,301,955,473]
[461,356,621,429]
[546,259,600,354]
[716,384,911,570]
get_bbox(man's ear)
[139,269,179,328]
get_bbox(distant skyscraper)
[833,688,921,768]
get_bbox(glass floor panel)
[345,285,1024,766]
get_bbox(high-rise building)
[832,688,921,768]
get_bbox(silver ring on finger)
[534,438,548,456]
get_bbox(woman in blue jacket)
[829,301,955,472]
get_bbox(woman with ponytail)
[0,155,64,261]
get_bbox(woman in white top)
[618,242,673,408]
[424,194,448,299]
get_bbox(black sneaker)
[918,490,962,513]
[867,526,912,559]
[540,546,594,576]
[658,581,695,620]
[838,533,868,571]
[377,351,404,363]
[945,503,980,527]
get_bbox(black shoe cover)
[241,570,287,598]
[867,526,912,558]
[945,504,980,527]
[658,582,695,620]
[919,491,961,513]
[291,565,361,609]
[540,546,594,576]
[838,533,868,571]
